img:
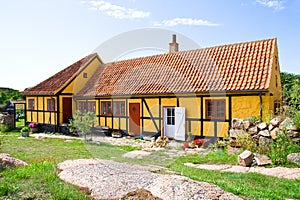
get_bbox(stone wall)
[229,117,300,147]
[0,112,14,128]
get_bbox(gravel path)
[58,159,243,200]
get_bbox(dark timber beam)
[142,98,159,132]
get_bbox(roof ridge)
[104,38,277,65]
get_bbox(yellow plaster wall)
[179,98,200,118]
[161,98,176,107]
[232,96,260,119]
[190,121,201,136]
[143,99,159,118]
[72,58,101,95]
[267,46,282,115]
[203,121,215,137]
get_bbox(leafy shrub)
[270,129,300,165]
[236,133,258,152]
[0,124,11,133]
[69,111,96,140]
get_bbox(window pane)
[217,101,225,118]
[167,116,172,125]
[207,101,214,117]
[171,116,175,125]
[167,108,171,116]
[102,102,112,115]
[120,102,125,115]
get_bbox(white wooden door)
[164,107,175,138]
[174,107,185,141]
[164,107,185,141]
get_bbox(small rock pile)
[238,150,272,167]
[229,117,300,148]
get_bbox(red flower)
[181,142,189,150]
[192,139,204,147]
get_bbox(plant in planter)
[191,138,205,148]
[21,126,30,137]
[216,140,226,149]
[28,122,39,133]
[111,131,122,138]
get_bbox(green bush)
[0,124,11,133]
[236,133,258,153]
[270,129,300,165]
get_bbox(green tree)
[280,72,300,100]
[70,111,96,141]
[280,72,300,128]
[0,88,24,105]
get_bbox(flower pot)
[21,132,29,137]
[30,127,39,133]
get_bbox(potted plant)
[216,140,226,149]
[28,122,39,133]
[21,126,30,137]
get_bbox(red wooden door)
[129,103,140,135]
[62,97,72,123]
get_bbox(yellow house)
[23,37,282,140]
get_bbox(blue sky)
[0,0,299,91]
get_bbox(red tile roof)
[78,38,277,97]
[23,53,97,95]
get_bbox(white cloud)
[82,0,150,19]
[256,0,286,10]
[154,18,220,27]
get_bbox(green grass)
[168,150,300,200]
[0,161,90,199]
[1,132,300,199]
[15,118,25,127]
[181,149,238,165]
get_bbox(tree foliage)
[281,72,300,128]
[0,88,24,105]
[70,111,96,140]
[280,72,300,100]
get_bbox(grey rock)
[292,138,300,143]
[238,150,253,167]
[243,120,251,130]
[258,122,268,130]
[287,153,300,164]
[270,117,282,126]
[268,124,275,131]
[123,150,151,159]
[288,130,300,138]
[279,117,293,130]
[270,127,280,139]
[0,153,28,168]
[254,154,272,166]
[258,130,270,137]
[248,126,258,135]
[232,118,244,129]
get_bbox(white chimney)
[169,34,179,53]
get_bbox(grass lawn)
[0,131,299,199]
[168,152,300,200]
[15,118,25,128]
